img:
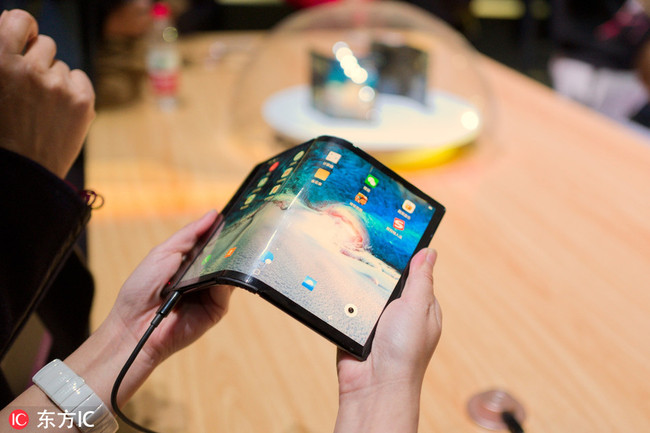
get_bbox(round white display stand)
[262,85,482,152]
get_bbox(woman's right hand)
[334,248,442,433]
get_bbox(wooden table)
[87,32,650,432]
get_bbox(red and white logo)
[393,218,405,231]
[9,410,29,430]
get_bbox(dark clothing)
[0,148,93,407]
[0,0,103,408]
[550,0,650,69]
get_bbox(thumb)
[401,248,437,306]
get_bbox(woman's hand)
[3,211,233,419]
[63,211,233,408]
[334,248,442,433]
[105,210,234,369]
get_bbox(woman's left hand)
[106,210,234,368]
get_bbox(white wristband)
[32,359,118,433]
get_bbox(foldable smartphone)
[163,136,445,359]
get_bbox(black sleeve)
[0,148,91,361]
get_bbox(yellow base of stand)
[373,140,474,171]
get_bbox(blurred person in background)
[549,0,650,131]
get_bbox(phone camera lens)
[344,304,358,317]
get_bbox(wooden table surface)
[87,32,650,432]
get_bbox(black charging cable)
[501,411,525,433]
[110,290,183,433]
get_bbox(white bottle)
[146,2,180,110]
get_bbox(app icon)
[314,168,330,181]
[393,218,405,231]
[269,184,281,195]
[257,177,269,187]
[281,168,293,178]
[326,151,341,164]
[402,199,415,214]
[293,151,305,161]
[201,254,212,266]
[244,194,256,205]
[224,247,237,258]
[354,192,368,205]
[344,304,358,318]
[302,276,317,291]
[269,161,279,172]
[365,174,379,188]
[261,251,274,264]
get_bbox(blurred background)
[7,0,639,133]
[7,0,644,134]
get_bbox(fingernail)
[201,209,218,221]
[426,248,437,265]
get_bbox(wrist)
[32,359,119,433]
[63,317,158,410]
[335,380,422,433]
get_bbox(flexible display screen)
[168,136,444,359]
